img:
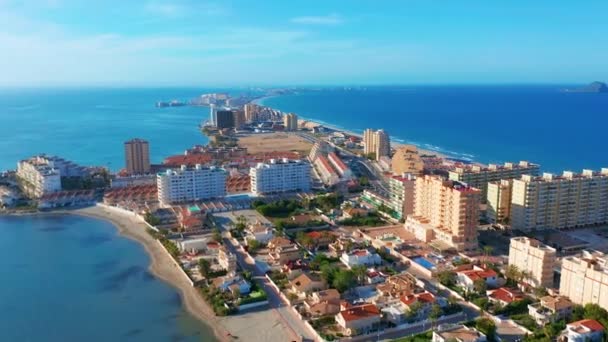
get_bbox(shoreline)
[255,95,469,163]
[1,206,230,342]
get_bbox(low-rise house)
[381,302,409,326]
[176,237,209,254]
[177,206,205,231]
[340,249,382,268]
[456,266,498,292]
[400,291,437,312]
[335,304,381,336]
[487,287,525,306]
[212,275,251,295]
[559,319,605,342]
[366,270,387,285]
[343,207,370,219]
[246,221,274,243]
[269,243,301,264]
[218,246,237,273]
[376,273,419,298]
[290,272,327,298]
[305,231,336,248]
[329,236,360,255]
[304,289,341,318]
[432,324,487,342]
[268,236,293,249]
[529,295,574,325]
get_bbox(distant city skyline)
[1,0,607,86]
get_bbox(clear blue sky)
[1,0,607,86]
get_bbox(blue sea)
[262,86,608,173]
[0,215,215,342]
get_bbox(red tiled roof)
[571,319,605,332]
[489,288,524,304]
[339,304,380,322]
[328,152,348,172]
[459,267,497,281]
[317,155,337,176]
[163,154,213,166]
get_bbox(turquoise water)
[0,88,215,171]
[0,214,216,341]
[0,88,227,341]
[262,86,608,173]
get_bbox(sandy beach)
[1,205,300,342]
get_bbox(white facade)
[340,249,382,268]
[17,158,62,198]
[511,170,608,231]
[250,158,311,196]
[157,164,227,206]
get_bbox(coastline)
[256,95,456,162]
[1,206,229,342]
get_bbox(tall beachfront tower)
[124,138,150,175]
[283,113,298,131]
[405,175,481,252]
[363,128,391,161]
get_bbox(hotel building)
[17,157,62,198]
[487,179,513,223]
[157,164,227,206]
[510,169,608,231]
[124,138,151,175]
[405,175,481,252]
[560,250,608,310]
[250,158,311,196]
[283,113,298,131]
[363,129,390,160]
[391,145,424,176]
[215,109,235,129]
[508,237,557,288]
[448,161,539,200]
[388,173,416,220]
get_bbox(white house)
[212,275,251,295]
[456,266,498,292]
[560,319,604,342]
[246,221,274,243]
[340,249,382,268]
[432,325,487,342]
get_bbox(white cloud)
[290,14,344,25]
[144,1,225,18]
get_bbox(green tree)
[476,318,497,341]
[296,231,315,249]
[407,301,423,320]
[332,269,356,293]
[506,264,522,283]
[212,228,222,243]
[247,239,261,252]
[437,270,456,287]
[199,258,211,278]
[429,304,443,327]
[351,265,368,285]
[473,278,487,294]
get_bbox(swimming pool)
[413,257,436,270]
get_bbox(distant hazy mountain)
[563,81,608,93]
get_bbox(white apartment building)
[250,158,311,196]
[510,169,608,231]
[508,237,556,288]
[560,250,608,310]
[17,157,62,198]
[449,161,539,200]
[157,164,227,206]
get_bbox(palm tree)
[483,245,494,264]
[351,265,368,285]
